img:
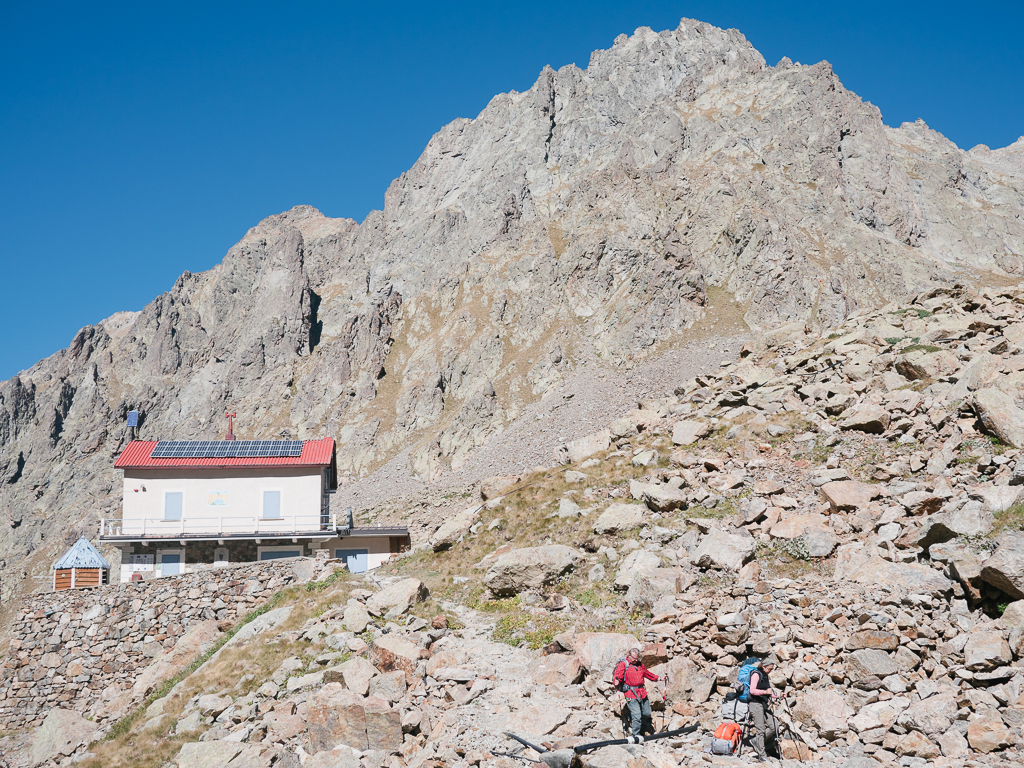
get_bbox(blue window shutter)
[263,490,281,519]
[165,492,183,521]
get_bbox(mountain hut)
[53,537,111,591]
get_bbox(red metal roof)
[115,438,335,469]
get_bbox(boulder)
[971,484,1023,513]
[363,697,403,751]
[900,491,944,515]
[802,528,838,557]
[483,545,580,595]
[613,549,661,590]
[339,656,378,696]
[689,529,755,571]
[481,475,519,500]
[573,632,641,672]
[531,654,583,686]
[29,709,99,767]
[172,743,264,768]
[343,602,371,634]
[792,689,851,738]
[839,405,890,434]
[845,556,953,596]
[641,485,687,512]
[609,417,639,440]
[936,726,969,758]
[672,420,713,446]
[918,502,993,549]
[769,513,828,540]
[895,349,959,381]
[967,709,1012,753]
[365,578,429,616]
[819,481,879,513]
[556,430,611,464]
[593,503,646,534]
[846,631,899,651]
[963,631,1012,671]
[306,685,400,753]
[980,531,1024,599]
[196,693,232,717]
[430,508,480,551]
[555,497,581,518]
[897,693,957,735]
[894,731,940,759]
[846,649,899,681]
[368,635,420,675]
[625,568,686,608]
[974,387,1024,448]
[666,656,715,704]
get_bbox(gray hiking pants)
[624,697,653,737]
[748,700,778,759]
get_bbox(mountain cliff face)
[1,19,1022,607]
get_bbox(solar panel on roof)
[127,410,139,427]
[151,440,304,458]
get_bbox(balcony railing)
[100,513,337,539]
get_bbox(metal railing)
[100,513,337,538]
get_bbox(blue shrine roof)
[53,538,111,570]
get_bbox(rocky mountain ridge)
[1,17,1023,622]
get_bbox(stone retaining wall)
[0,558,307,730]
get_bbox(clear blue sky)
[1,1,1022,381]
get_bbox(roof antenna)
[225,412,237,441]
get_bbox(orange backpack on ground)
[713,721,743,754]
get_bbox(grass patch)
[755,540,834,580]
[900,344,943,355]
[493,611,569,650]
[990,502,1024,538]
[890,308,933,318]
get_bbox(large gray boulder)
[430,507,480,551]
[556,430,611,464]
[846,649,899,681]
[981,531,1024,599]
[896,693,957,736]
[672,420,712,446]
[613,549,662,590]
[483,545,581,595]
[964,631,1013,671]
[917,502,993,549]
[29,709,98,768]
[642,484,688,512]
[365,578,429,616]
[845,556,953,596]
[688,529,756,571]
[974,388,1024,449]
[594,502,646,534]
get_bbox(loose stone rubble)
[4,285,1024,768]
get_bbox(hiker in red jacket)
[613,648,660,739]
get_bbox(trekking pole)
[660,671,669,733]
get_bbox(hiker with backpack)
[613,648,660,740]
[737,655,781,763]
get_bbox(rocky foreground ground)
[4,283,1024,768]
